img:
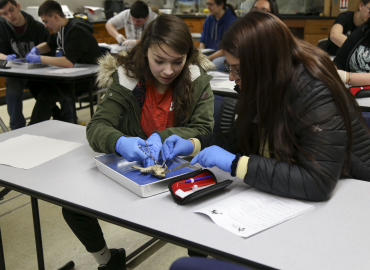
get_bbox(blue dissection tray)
[94,154,201,197]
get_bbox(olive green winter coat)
[86,52,215,154]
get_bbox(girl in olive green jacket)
[87,15,215,168]
[63,15,215,269]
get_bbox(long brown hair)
[117,14,198,126]
[221,11,365,173]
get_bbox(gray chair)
[213,94,238,133]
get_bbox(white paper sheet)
[0,134,83,169]
[47,68,88,74]
[201,48,215,54]
[195,189,314,238]
[356,98,370,107]
[191,33,201,38]
[208,71,229,79]
[211,80,236,90]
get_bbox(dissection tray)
[94,154,201,197]
[7,58,49,69]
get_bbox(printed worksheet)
[195,189,314,238]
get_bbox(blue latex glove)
[161,134,194,160]
[115,136,151,162]
[190,146,236,173]
[5,54,16,61]
[26,54,41,63]
[30,47,39,55]
[142,132,162,167]
[26,47,40,57]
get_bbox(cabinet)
[181,18,206,48]
[92,23,126,44]
[0,77,5,98]
[282,19,335,46]
[303,19,334,46]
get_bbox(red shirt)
[140,84,174,137]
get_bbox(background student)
[0,0,50,129]
[199,0,237,71]
[324,0,370,56]
[25,0,101,125]
[105,0,157,47]
[250,0,280,19]
[62,15,215,270]
[334,18,370,86]
[163,12,370,203]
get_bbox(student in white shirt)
[105,0,157,47]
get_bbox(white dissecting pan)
[94,153,201,197]
[7,58,49,69]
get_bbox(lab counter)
[89,14,336,46]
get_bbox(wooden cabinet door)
[305,20,335,35]
[182,18,204,33]
[93,23,108,38]
[0,77,6,98]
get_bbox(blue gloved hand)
[161,134,194,160]
[26,54,41,63]
[142,132,162,167]
[5,54,16,61]
[26,47,39,57]
[115,136,151,162]
[190,146,235,173]
[30,47,39,55]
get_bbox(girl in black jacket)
[162,12,370,202]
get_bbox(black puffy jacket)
[197,66,370,201]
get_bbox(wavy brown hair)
[221,11,366,174]
[117,14,198,126]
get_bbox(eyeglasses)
[223,59,240,79]
[365,5,370,15]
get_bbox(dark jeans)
[62,208,107,253]
[170,257,253,270]
[5,77,28,130]
[28,80,91,125]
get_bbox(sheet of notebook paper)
[0,134,83,169]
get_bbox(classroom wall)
[18,0,164,14]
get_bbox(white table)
[0,64,99,123]
[1,121,370,270]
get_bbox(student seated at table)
[0,0,53,129]
[105,0,157,47]
[208,0,280,74]
[334,18,370,87]
[323,0,370,56]
[62,14,215,270]
[25,0,101,125]
[199,0,237,71]
[162,11,370,203]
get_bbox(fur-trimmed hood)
[96,51,215,90]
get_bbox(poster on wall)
[340,0,348,11]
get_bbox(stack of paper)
[195,189,314,238]
[211,80,236,90]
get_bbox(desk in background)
[0,64,99,124]
[1,121,370,270]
